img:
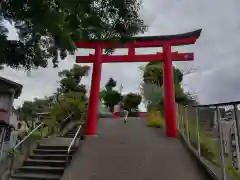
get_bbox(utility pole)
[120,84,123,94]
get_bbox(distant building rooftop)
[0,76,23,98]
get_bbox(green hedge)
[98,112,114,118]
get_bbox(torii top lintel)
[75,29,202,49]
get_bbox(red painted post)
[85,47,102,135]
[163,43,178,137]
[113,112,119,120]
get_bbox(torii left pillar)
[86,47,102,135]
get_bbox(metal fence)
[177,101,240,180]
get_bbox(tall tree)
[1,0,147,70]
[49,91,87,133]
[17,96,52,122]
[140,83,164,110]
[17,101,37,122]
[48,65,89,133]
[143,62,183,86]
[103,90,122,112]
[100,89,107,103]
[140,62,197,107]
[105,77,117,91]
[101,77,122,112]
[58,64,90,93]
[17,64,90,133]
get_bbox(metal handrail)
[14,122,44,150]
[0,129,6,157]
[7,122,44,178]
[64,113,73,122]
[56,113,74,135]
[67,124,82,153]
[66,124,82,165]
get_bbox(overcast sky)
[1,0,240,111]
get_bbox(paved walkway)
[61,118,207,180]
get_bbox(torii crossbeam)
[76,52,193,63]
[75,29,202,137]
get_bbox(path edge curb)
[178,132,221,180]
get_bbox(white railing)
[66,124,83,165]
[177,102,240,180]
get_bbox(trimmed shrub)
[147,109,164,128]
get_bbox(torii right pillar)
[162,30,202,137]
[163,43,178,137]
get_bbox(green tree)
[48,64,89,132]
[17,96,52,121]
[140,83,164,110]
[16,101,37,122]
[103,90,122,112]
[1,0,147,70]
[58,64,90,93]
[33,97,52,112]
[140,62,197,107]
[100,77,116,101]
[49,91,87,134]
[105,77,116,91]
[100,89,107,104]
[143,62,183,86]
[101,77,122,112]
[16,96,53,129]
[17,64,90,133]
[123,93,142,111]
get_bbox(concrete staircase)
[10,143,77,180]
[62,127,81,138]
[9,126,83,180]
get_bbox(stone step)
[24,159,66,167]
[8,134,84,180]
[67,131,77,133]
[64,135,81,138]
[37,145,77,151]
[66,133,79,135]
[16,166,64,174]
[10,172,61,180]
[33,149,74,155]
[37,145,70,151]
[29,154,72,161]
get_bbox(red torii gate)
[75,29,202,137]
